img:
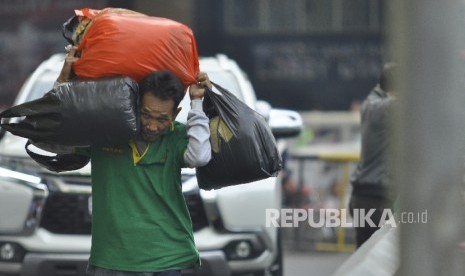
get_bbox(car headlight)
[0,166,48,235]
[0,167,41,184]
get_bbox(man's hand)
[56,45,79,84]
[189,72,212,100]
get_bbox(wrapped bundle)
[0,77,139,146]
[63,7,199,88]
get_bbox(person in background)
[57,46,212,276]
[349,63,398,248]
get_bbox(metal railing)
[285,145,359,253]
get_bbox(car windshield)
[25,71,58,102]
[24,69,244,125]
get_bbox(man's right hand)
[56,46,79,84]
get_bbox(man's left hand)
[190,72,212,100]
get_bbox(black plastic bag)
[62,13,82,45]
[196,83,282,190]
[25,140,90,173]
[0,77,139,146]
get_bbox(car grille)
[184,191,209,232]
[40,193,92,235]
[39,189,208,234]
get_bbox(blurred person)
[348,63,398,248]
[57,47,212,276]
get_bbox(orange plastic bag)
[69,8,199,88]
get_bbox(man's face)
[140,93,179,142]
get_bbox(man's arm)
[53,46,79,89]
[183,98,211,167]
[183,72,212,168]
[56,46,79,84]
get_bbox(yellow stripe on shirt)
[129,141,150,165]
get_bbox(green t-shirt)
[88,122,199,272]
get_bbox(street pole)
[389,0,465,275]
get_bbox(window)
[230,0,259,29]
[343,0,375,30]
[268,0,299,30]
[224,0,382,34]
[304,0,333,31]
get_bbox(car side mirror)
[269,108,303,139]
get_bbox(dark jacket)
[350,85,395,198]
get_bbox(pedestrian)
[57,46,212,275]
[349,63,398,248]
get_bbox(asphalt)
[283,250,351,276]
[282,227,354,276]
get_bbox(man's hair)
[379,62,398,92]
[139,71,185,109]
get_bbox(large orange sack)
[63,8,199,88]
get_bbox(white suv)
[0,53,302,276]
